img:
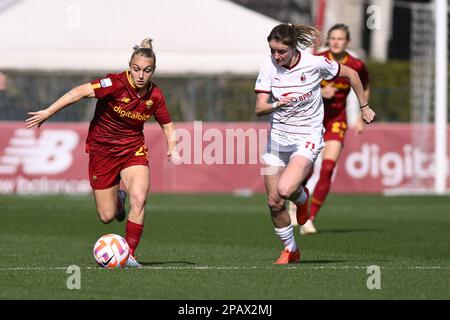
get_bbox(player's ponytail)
[130,38,156,65]
[136,38,153,50]
[267,23,321,50]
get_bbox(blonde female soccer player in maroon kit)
[255,23,376,264]
[289,24,371,235]
[26,38,179,267]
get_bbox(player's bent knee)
[277,185,295,200]
[97,211,115,224]
[267,197,285,213]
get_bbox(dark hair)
[327,24,351,41]
[267,23,321,49]
[130,38,156,66]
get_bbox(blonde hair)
[267,23,321,49]
[130,38,156,65]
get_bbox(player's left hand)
[167,149,182,165]
[361,106,376,124]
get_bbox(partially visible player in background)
[289,24,370,235]
[255,23,376,264]
[26,38,179,267]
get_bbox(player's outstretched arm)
[26,83,95,129]
[338,65,376,124]
[354,84,371,134]
[161,122,181,164]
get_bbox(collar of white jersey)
[280,50,301,71]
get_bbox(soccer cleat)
[296,187,310,225]
[116,190,127,222]
[274,249,300,265]
[300,219,317,235]
[124,255,143,268]
[288,201,298,226]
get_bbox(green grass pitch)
[0,193,449,299]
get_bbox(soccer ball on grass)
[93,234,129,268]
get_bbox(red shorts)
[88,145,149,190]
[323,120,348,143]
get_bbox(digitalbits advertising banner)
[0,122,448,194]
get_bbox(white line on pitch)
[1,266,450,271]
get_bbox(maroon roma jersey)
[317,50,369,123]
[86,71,172,156]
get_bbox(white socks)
[274,224,298,252]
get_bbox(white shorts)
[262,134,324,166]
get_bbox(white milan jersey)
[255,49,340,147]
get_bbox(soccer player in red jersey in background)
[289,24,371,235]
[26,38,179,267]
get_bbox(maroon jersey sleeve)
[153,89,172,125]
[90,74,122,99]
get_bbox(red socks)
[302,170,313,187]
[125,220,144,257]
[310,159,336,220]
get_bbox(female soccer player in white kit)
[255,23,376,264]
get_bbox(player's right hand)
[276,96,293,108]
[25,109,52,129]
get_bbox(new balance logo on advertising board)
[0,129,79,175]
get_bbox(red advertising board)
[0,121,448,194]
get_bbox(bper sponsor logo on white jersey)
[0,129,79,175]
[281,91,313,104]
